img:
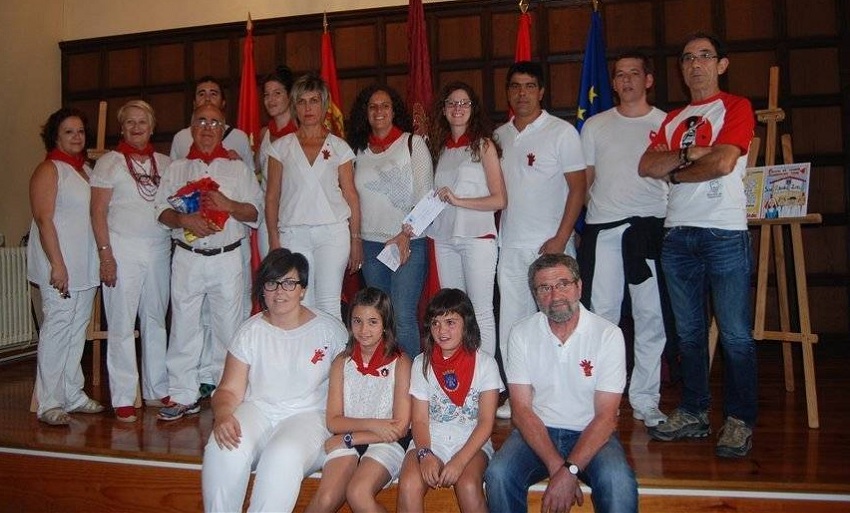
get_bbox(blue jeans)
[661,227,758,426]
[361,238,427,358]
[485,428,637,513]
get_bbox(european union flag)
[575,10,613,132]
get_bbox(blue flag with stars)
[575,10,612,131]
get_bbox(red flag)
[320,17,346,138]
[407,0,440,330]
[515,12,532,62]
[237,14,263,314]
[406,0,433,138]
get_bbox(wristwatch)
[564,460,580,476]
[343,432,354,449]
[416,447,433,461]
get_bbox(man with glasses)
[485,254,637,513]
[155,104,263,420]
[578,53,671,428]
[639,32,757,458]
[494,61,587,419]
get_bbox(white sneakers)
[633,406,668,427]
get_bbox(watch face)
[568,464,579,475]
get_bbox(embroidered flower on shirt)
[527,153,536,166]
[580,359,594,377]
[311,348,326,364]
[322,149,331,160]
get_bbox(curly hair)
[40,107,91,153]
[420,288,481,377]
[346,84,413,153]
[428,81,501,163]
[343,287,400,359]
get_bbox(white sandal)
[39,407,71,426]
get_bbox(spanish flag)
[320,15,345,138]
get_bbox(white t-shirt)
[429,145,497,240]
[495,111,586,249]
[410,351,503,459]
[170,126,255,174]
[153,157,263,247]
[267,133,356,228]
[354,133,433,243]
[505,307,626,432]
[648,92,755,230]
[90,150,173,242]
[581,107,668,223]
[27,160,99,291]
[228,310,347,421]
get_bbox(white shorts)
[325,439,409,481]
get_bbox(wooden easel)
[708,67,820,428]
[31,101,142,412]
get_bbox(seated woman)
[202,248,348,513]
[305,287,412,513]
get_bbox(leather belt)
[174,239,241,256]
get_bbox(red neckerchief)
[118,141,160,183]
[186,143,230,165]
[351,339,399,377]
[444,133,471,149]
[430,345,475,407]
[117,140,154,158]
[46,149,86,173]
[269,118,298,140]
[368,126,404,152]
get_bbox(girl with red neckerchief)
[306,287,412,513]
[398,288,503,513]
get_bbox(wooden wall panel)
[435,70,483,104]
[67,100,101,134]
[548,7,588,54]
[107,48,142,89]
[335,25,377,69]
[385,22,408,66]
[104,96,136,138]
[148,43,184,85]
[804,226,848,274]
[809,167,846,215]
[791,107,843,155]
[548,62,582,110]
[252,34,277,77]
[437,16,481,61]
[786,0,838,37]
[492,11,535,59]
[665,57,688,103]
[286,30,322,72]
[606,2,655,50]
[340,77,377,116]
[386,74,408,103]
[663,0,713,45]
[192,39,230,79]
[492,67,509,114]
[147,92,187,134]
[66,53,100,93]
[789,48,840,96]
[809,287,849,334]
[726,51,775,100]
[725,0,776,40]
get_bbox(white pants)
[434,237,498,357]
[202,404,329,513]
[103,234,170,407]
[35,283,97,416]
[167,246,243,405]
[497,239,575,362]
[588,225,666,411]
[279,222,350,321]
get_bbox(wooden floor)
[1,341,850,512]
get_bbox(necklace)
[123,154,160,201]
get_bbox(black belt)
[174,239,241,256]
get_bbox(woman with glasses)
[426,82,506,357]
[202,248,348,513]
[265,73,361,321]
[90,100,172,422]
[346,84,433,357]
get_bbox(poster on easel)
[744,162,811,219]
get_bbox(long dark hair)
[347,84,413,153]
[420,288,481,376]
[428,81,501,163]
[344,287,400,359]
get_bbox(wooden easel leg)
[790,223,819,428]
[772,225,795,392]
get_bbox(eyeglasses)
[508,82,540,92]
[192,118,224,130]
[444,99,473,109]
[680,52,718,64]
[534,278,578,296]
[263,279,302,292]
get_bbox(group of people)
[27,30,758,513]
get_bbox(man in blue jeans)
[485,254,637,513]
[638,31,757,458]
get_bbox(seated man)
[485,254,637,513]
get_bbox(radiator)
[0,247,36,350]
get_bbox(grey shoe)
[649,408,710,441]
[715,416,753,458]
[157,402,201,421]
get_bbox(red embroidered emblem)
[322,149,331,160]
[311,348,326,364]
[527,153,536,166]
[580,359,594,377]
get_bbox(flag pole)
[592,0,600,12]
[519,0,528,14]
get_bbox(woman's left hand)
[348,238,363,274]
[212,414,242,450]
[438,457,464,487]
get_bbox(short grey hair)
[527,253,581,295]
[117,100,156,130]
